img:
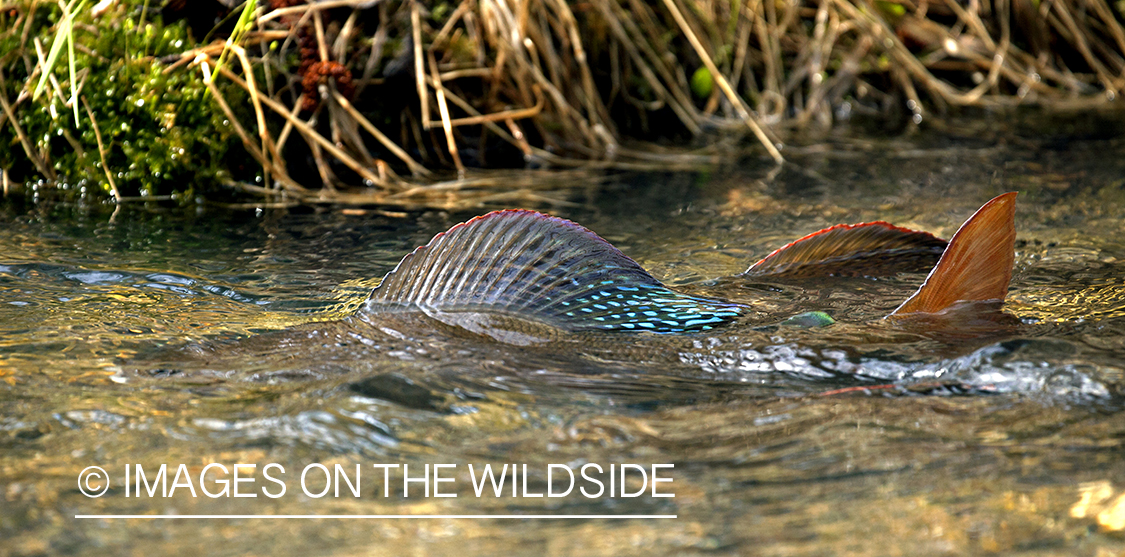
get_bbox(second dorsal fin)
[364,210,744,332]
[889,192,1018,317]
[743,222,948,278]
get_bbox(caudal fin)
[888,192,1017,317]
[743,222,948,278]
[365,210,743,332]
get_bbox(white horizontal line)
[75,514,677,519]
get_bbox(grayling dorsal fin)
[364,210,743,332]
[743,222,948,278]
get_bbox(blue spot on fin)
[364,210,743,332]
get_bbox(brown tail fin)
[888,192,1017,317]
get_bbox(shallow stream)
[3,128,1125,555]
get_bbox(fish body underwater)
[360,192,1019,341]
[128,192,1020,388]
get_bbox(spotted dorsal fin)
[742,221,948,278]
[364,210,743,332]
[889,192,1018,317]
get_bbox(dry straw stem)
[330,91,430,177]
[80,95,119,200]
[427,48,464,173]
[216,63,391,190]
[220,0,1123,207]
[660,0,783,162]
[197,54,582,210]
[0,67,55,180]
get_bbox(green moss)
[0,1,246,202]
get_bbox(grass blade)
[67,12,78,125]
[32,2,74,100]
[211,0,257,84]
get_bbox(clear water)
[3,130,1125,555]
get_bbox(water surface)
[3,130,1125,555]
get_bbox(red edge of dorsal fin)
[409,209,568,252]
[373,209,587,288]
[887,192,1018,318]
[743,221,948,278]
[366,208,659,310]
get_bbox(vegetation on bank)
[0,1,244,202]
[1,0,1123,210]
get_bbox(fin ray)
[889,192,1018,316]
[743,222,948,278]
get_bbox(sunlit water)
[3,130,1125,555]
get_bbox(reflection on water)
[3,131,1125,555]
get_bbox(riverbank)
[2,0,1123,210]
